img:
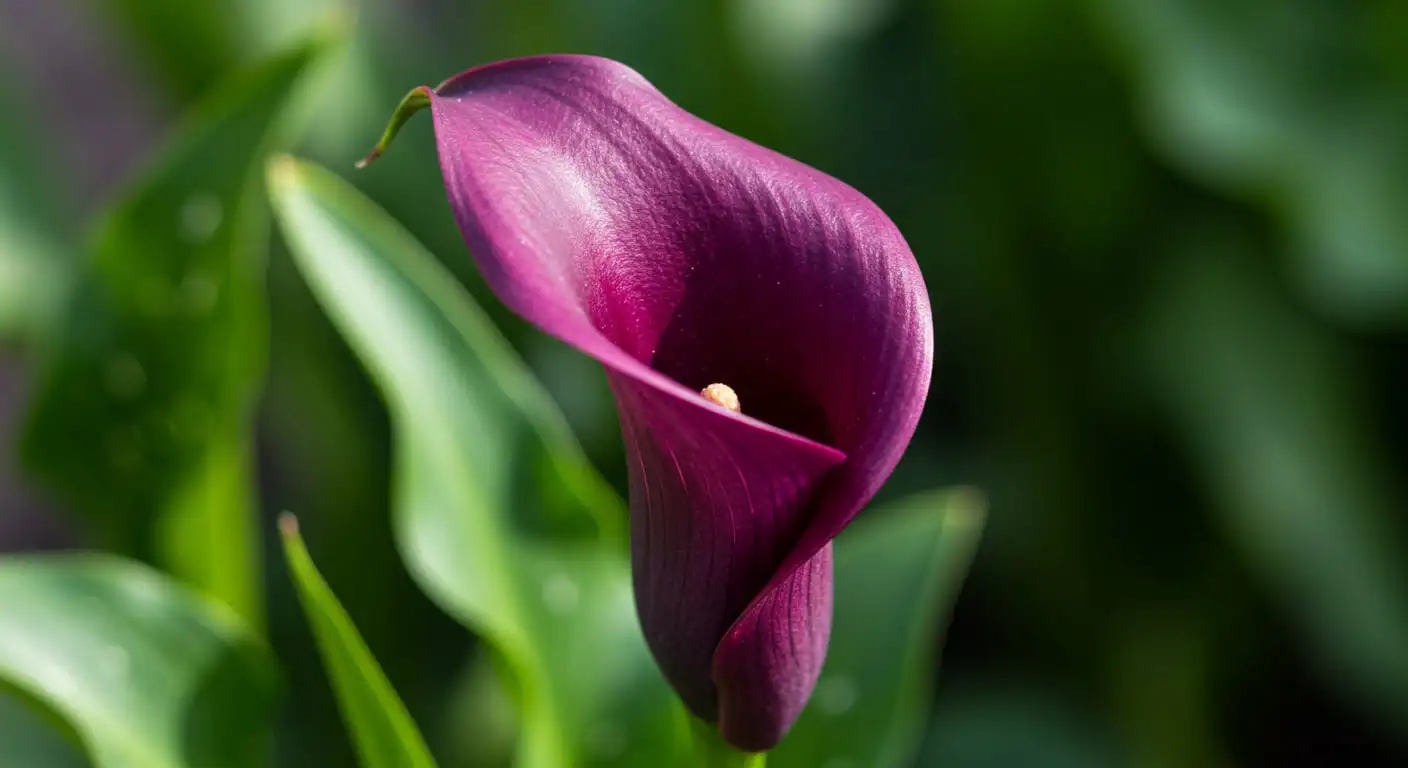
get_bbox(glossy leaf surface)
[280,515,439,768]
[269,157,682,767]
[0,555,276,768]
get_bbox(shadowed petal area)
[418,54,932,748]
[610,378,840,721]
[713,545,833,751]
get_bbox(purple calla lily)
[364,55,932,752]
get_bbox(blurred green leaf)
[0,554,277,768]
[0,234,64,346]
[0,73,70,345]
[1107,0,1408,326]
[437,651,520,768]
[97,0,241,102]
[772,489,985,768]
[268,157,684,767]
[279,514,439,768]
[99,0,370,149]
[0,690,87,768]
[236,0,381,162]
[689,720,766,768]
[917,683,1123,768]
[19,25,345,627]
[1106,609,1230,768]
[1145,236,1408,738]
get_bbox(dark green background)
[2,1,1407,766]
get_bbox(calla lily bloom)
[363,55,933,752]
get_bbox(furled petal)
[377,55,932,750]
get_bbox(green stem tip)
[355,85,432,169]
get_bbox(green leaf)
[0,229,64,345]
[1143,236,1408,736]
[772,489,986,768]
[98,0,242,102]
[0,554,277,768]
[278,514,438,768]
[1106,0,1408,326]
[0,71,69,345]
[0,693,87,768]
[268,157,684,767]
[918,683,1123,768]
[98,0,372,155]
[19,24,346,627]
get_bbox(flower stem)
[689,717,767,767]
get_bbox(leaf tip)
[946,486,988,531]
[314,1,359,41]
[267,153,302,191]
[277,512,301,540]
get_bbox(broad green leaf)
[772,489,985,768]
[19,25,346,627]
[0,554,277,768]
[268,157,683,767]
[0,692,87,768]
[279,514,438,768]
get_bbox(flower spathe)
[365,55,933,752]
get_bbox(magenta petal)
[713,545,833,751]
[418,55,932,750]
[609,376,841,724]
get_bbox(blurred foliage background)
[2,0,1407,766]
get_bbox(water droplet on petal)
[816,675,858,715]
[541,573,580,615]
[104,354,146,399]
[179,193,223,243]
